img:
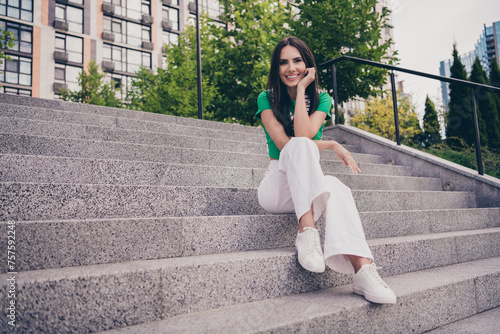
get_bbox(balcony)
[102,61,115,72]
[141,14,153,25]
[53,83,68,93]
[162,19,173,30]
[53,19,69,31]
[162,0,172,5]
[54,51,69,62]
[102,32,115,42]
[142,41,154,50]
[102,2,114,15]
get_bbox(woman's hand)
[297,67,316,90]
[332,141,361,175]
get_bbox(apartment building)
[439,21,500,109]
[0,0,223,99]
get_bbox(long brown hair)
[266,36,319,137]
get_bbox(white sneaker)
[295,227,325,273]
[352,263,397,304]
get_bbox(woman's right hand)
[331,141,361,175]
[297,67,316,90]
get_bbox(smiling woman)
[254,36,397,305]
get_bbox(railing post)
[195,0,203,119]
[390,70,401,145]
[332,64,339,125]
[470,89,484,175]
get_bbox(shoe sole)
[353,287,397,304]
[297,254,326,273]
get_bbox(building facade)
[439,21,500,109]
[0,0,223,99]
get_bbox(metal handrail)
[320,55,500,175]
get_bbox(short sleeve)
[256,91,273,119]
[316,92,332,121]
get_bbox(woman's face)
[279,45,306,88]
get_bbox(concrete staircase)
[0,94,499,333]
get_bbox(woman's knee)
[290,136,314,147]
[282,137,318,158]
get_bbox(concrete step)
[1,134,389,171]
[425,307,500,334]
[96,257,500,334]
[0,103,266,143]
[1,232,498,333]
[6,209,499,272]
[0,183,477,222]
[0,116,363,155]
[0,95,265,135]
[0,154,438,190]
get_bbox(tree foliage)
[469,57,500,149]
[128,0,396,125]
[128,19,217,119]
[0,29,15,87]
[445,44,473,147]
[489,58,500,150]
[0,29,15,64]
[59,61,122,107]
[422,96,441,147]
[289,0,396,103]
[351,93,422,146]
[203,0,291,125]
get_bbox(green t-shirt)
[255,91,332,159]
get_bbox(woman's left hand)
[298,67,316,90]
[332,141,361,175]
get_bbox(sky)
[391,0,500,118]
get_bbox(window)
[162,6,179,31]
[106,0,150,21]
[2,86,31,95]
[0,0,33,22]
[55,4,83,33]
[104,73,133,101]
[103,16,151,47]
[103,43,151,74]
[55,33,83,63]
[0,20,32,54]
[200,0,223,20]
[54,63,81,91]
[162,30,178,48]
[0,55,31,86]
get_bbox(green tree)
[289,0,396,103]
[203,0,291,125]
[129,16,217,119]
[489,57,500,150]
[422,96,441,147]
[0,29,15,86]
[352,93,422,146]
[470,57,500,148]
[60,61,122,107]
[445,44,473,147]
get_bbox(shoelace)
[367,264,389,288]
[304,228,322,255]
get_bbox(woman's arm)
[261,109,359,174]
[260,106,328,151]
[293,68,326,138]
[314,140,361,175]
[260,109,291,151]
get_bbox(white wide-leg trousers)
[257,137,374,274]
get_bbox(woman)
[256,36,396,304]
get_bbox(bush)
[422,138,500,178]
